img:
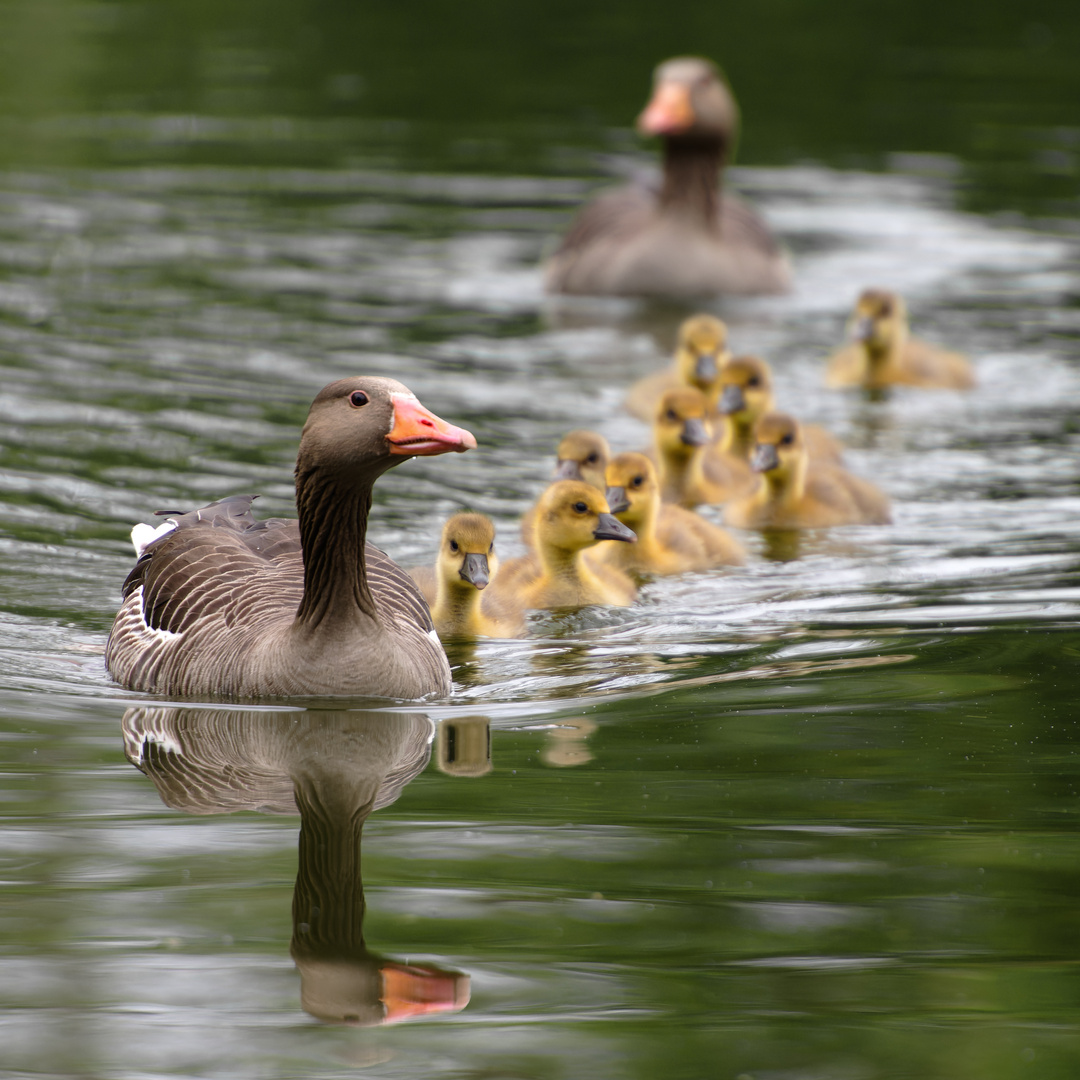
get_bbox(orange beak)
[637,80,695,136]
[380,962,471,1023]
[387,393,477,456]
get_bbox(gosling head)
[654,387,713,459]
[716,355,774,422]
[536,480,636,554]
[849,289,908,353]
[750,412,806,479]
[674,314,731,392]
[437,513,497,591]
[604,452,660,529]
[552,430,611,491]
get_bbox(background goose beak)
[594,513,637,543]
[387,394,477,456]
[636,80,694,136]
[751,444,781,473]
[680,417,711,447]
[718,384,745,415]
[604,486,631,515]
[553,458,584,481]
[459,552,490,590]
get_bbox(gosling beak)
[553,458,584,481]
[459,552,490,590]
[593,513,637,543]
[680,417,711,447]
[694,351,720,384]
[750,443,781,473]
[604,486,631,515]
[637,80,695,136]
[717,384,745,415]
[851,316,876,343]
[387,393,477,456]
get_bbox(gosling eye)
[488,543,495,555]
[665,409,678,422]
[631,476,644,487]
[349,390,369,407]
[747,376,760,388]
[449,539,459,552]
[585,453,598,464]
[779,433,794,446]
[572,501,588,514]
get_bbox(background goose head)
[296,376,476,486]
[637,56,739,151]
[437,513,498,592]
[654,387,713,462]
[717,355,775,424]
[604,452,661,530]
[751,412,808,488]
[552,429,611,490]
[674,314,731,396]
[848,289,908,356]
[537,480,636,554]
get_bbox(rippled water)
[3,65,1080,1080]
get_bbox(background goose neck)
[659,136,725,223]
[294,467,378,628]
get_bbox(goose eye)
[449,539,459,552]
[573,501,588,513]
[349,391,369,407]
[747,376,759,388]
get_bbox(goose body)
[590,452,744,575]
[492,481,638,609]
[724,412,891,529]
[410,513,525,638]
[545,57,790,298]
[106,377,476,699]
[625,314,731,421]
[826,289,974,390]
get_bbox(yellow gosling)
[493,481,638,609]
[410,514,525,638]
[625,314,731,420]
[521,429,611,547]
[826,288,974,390]
[590,452,744,575]
[724,412,891,529]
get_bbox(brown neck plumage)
[659,136,726,225]
[294,465,379,627]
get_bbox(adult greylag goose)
[717,354,844,464]
[544,57,791,298]
[625,314,731,421]
[724,412,891,529]
[826,289,974,390]
[106,376,476,699]
[409,513,525,638]
[589,452,744,575]
[520,429,611,547]
[491,480,638,609]
[123,705,470,1025]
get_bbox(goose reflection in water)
[121,706,472,1026]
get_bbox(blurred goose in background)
[826,288,974,390]
[106,376,476,699]
[652,387,751,507]
[492,481,638,609]
[410,514,525,638]
[625,314,731,420]
[545,57,791,298]
[717,354,845,464]
[521,430,611,546]
[590,452,744,575]
[724,412,891,529]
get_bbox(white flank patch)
[132,585,183,643]
[428,629,441,643]
[131,519,177,557]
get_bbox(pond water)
[1,4,1080,1079]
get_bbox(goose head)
[604,452,660,529]
[536,480,636,554]
[674,314,731,393]
[437,513,498,593]
[750,412,807,483]
[637,56,739,145]
[717,355,775,423]
[849,289,908,355]
[552,429,611,490]
[296,376,476,485]
[654,387,713,461]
